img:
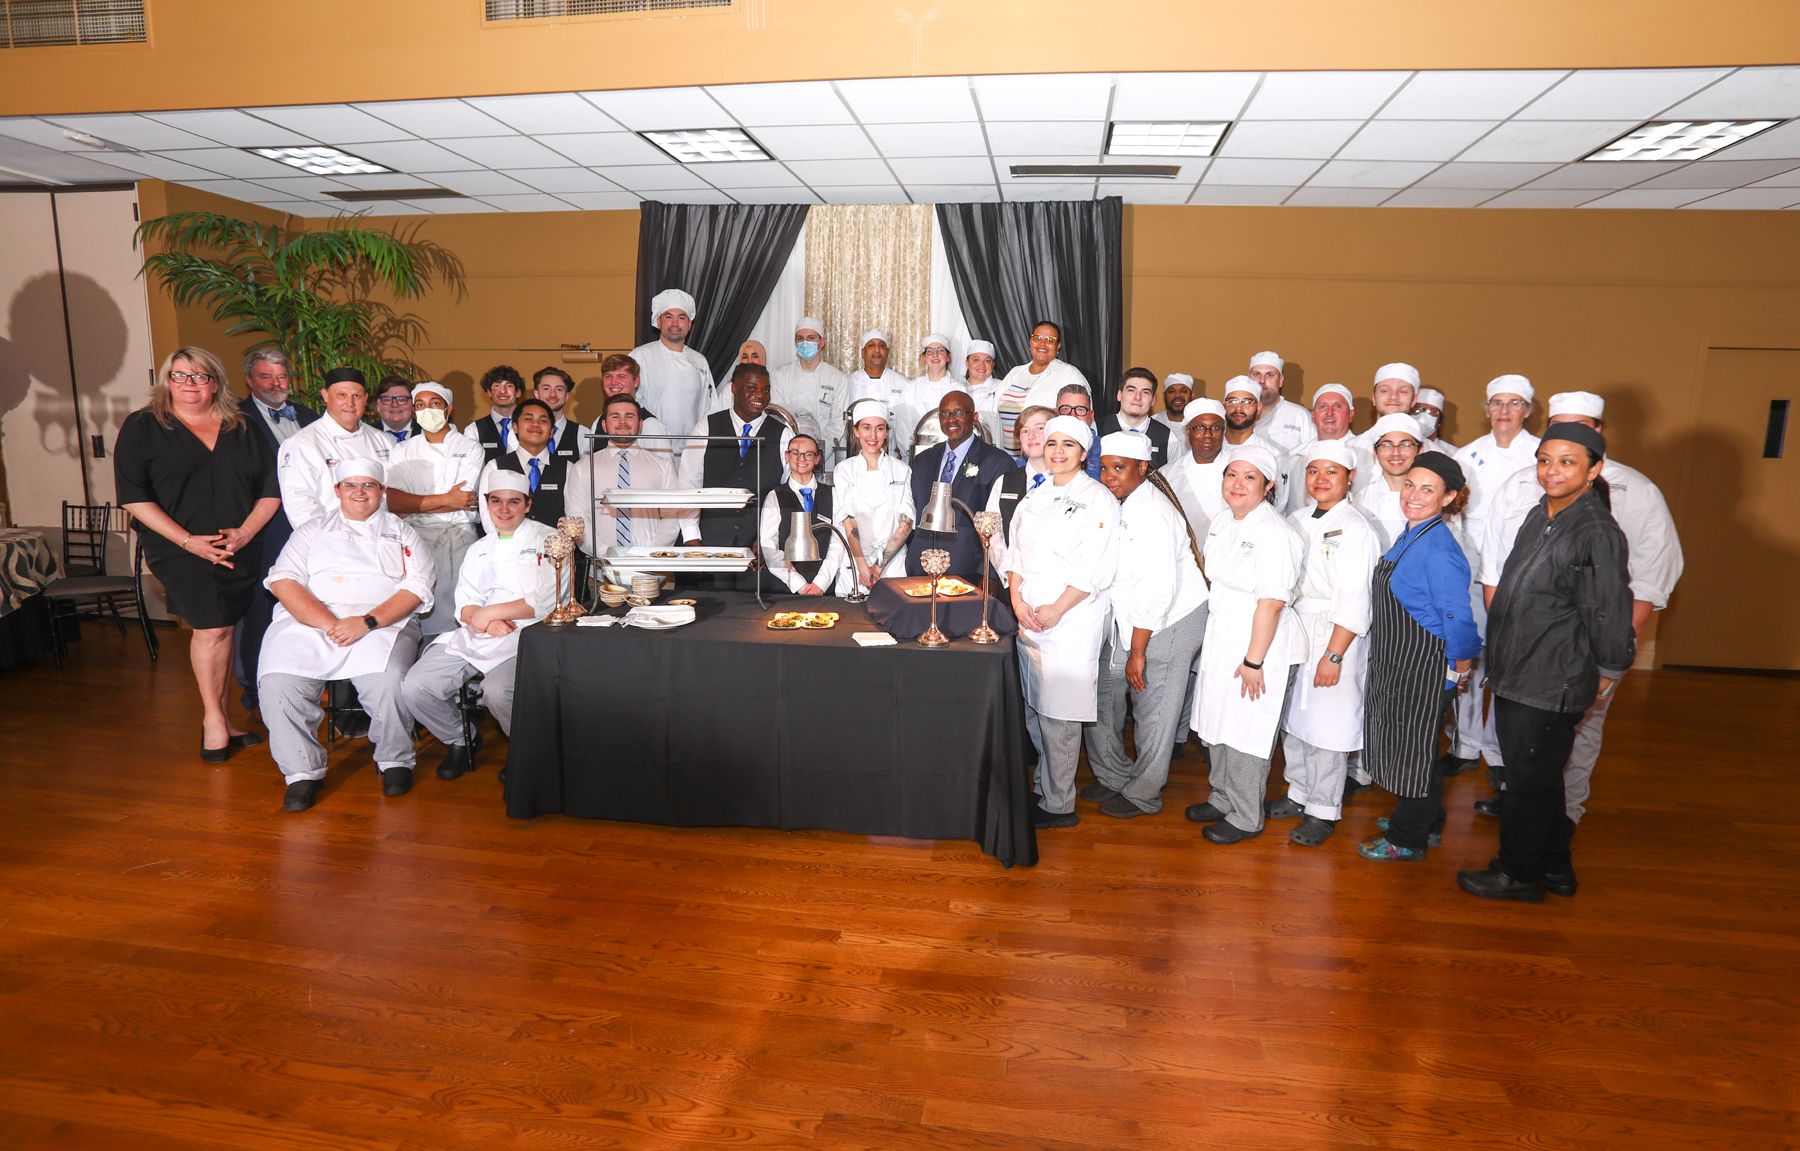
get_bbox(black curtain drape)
[634,201,810,380]
[935,197,1124,423]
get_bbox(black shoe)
[497,766,509,786]
[1456,867,1544,903]
[1203,821,1261,845]
[1263,797,1305,820]
[1170,742,1186,760]
[201,738,229,764]
[435,743,472,781]
[240,690,259,712]
[334,708,371,741]
[1342,778,1373,800]
[1032,802,1078,830]
[228,732,262,749]
[1184,802,1227,823]
[1290,816,1336,846]
[1473,796,1502,818]
[1078,782,1121,803]
[1437,751,1479,777]
[283,780,321,812]
[1489,857,1577,897]
[1097,794,1147,819]
[381,767,414,797]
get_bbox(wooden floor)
[0,626,1796,1151]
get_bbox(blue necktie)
[940,446,957,483]
[800,486,814,515]
[272,403,297,423]
[388,428,408,443]
[1030,471,1045,491]
[527,457,541,493]
[616,453,632,548]
[1086,451,1101,479]
[740,422,753,458]
[499,416,512,450]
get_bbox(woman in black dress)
[116,347,281,761]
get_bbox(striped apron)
[1362,519,1451,799]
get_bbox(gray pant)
[260,622,422,785]
[411,520,478,637]
[1085,603,1208,813]
[401,644,518,743]
[1280,733,1349,822]
[1033,711,1085,816]
[1203,664,1300,834]
[1563,685,1614,823]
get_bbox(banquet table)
[0,529,60,670]
[504,592,1037,867]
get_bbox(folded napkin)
[852,631,898,647]
[624,605,695,628]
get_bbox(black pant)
[1386,686,1456,851]
[1495,695,1582,881]
[234,581,277,697]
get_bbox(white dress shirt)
[758,477,849,594]
[564,441,700,557]
[678,410,794,489]
[251,397,305,444]
[463,413,519,455]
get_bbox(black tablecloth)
[0,595,54,671]
[866,576,1017,641]
[505,593,1037,867]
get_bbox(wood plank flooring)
[0,625,1795,1150]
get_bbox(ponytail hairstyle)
[1145,469,1206,574]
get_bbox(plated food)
[769,611,839,630]
[906,577,979,598]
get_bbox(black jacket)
[237,394,319,575]
[1485,489,1635,713]
[905,435,1015,578]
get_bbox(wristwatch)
[362,614,379,631]
[1327,652,1344,664]
[1241,657,1264,670]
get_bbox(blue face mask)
[795,340,820,360]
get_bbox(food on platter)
[906,576,979,597]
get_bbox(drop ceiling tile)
[972,74,1114,121]
[1578,188,1720,209]
[730,187,820,204]
[1308,159,1440,188]
[1242,71,1411,119]
[53,150,218,182]
[1285,186,1395,207]
[907,185,1000,203]
[635,189,737,205]
[2,150,146,182]
[1457,121,1638,163]
[248,200,323,216]
[1383,187,1501,207]
[592,164,718,192]
[1186,184,1296,205]
[172,178,283,203]
[1660,66,1800,120]
[1707,119,1800,160]
[1637,159,1800,188]
[250,104,414,143]
[705,81,854,127]
[1681,187,1800,210]
[356,100,511,140]
[812,186,911,204]
[1412,161,1560,188]
[984,121,1105,156]
[1515,68,1732,119]
[1109,72,1262,121]
[323,172,434,190]
[441,135,576,168]
[1203,158,1323,185]
[465,93,621,135]
[836,77,978,124]
[1482,189,1605,208]
[0,118,84,150]
[1097,181,1199,204]
[581,87,729,131]
[1377,71,1568,119]
[1002,182,1097,201]
[417,170,536,196]
[507,167,623,194]
[251,175,355,196]
[157,148,308,178]
[1751,167,1800,187]
[864,121,989,158]
[144,109,315,147]
[326,200,430,216]
[701,161,806,189]
[887,156,995,184]
[46,114,219,151]
[556,191,642,210]
[1217,120,1362,159]
[750,124,878,162]
[1519,163,1659,190]
[347,138,485,172]
[478,193,579,212]
[534,132,667,166]
[1338,120,1498,161]
[409,198,506,214]
[785,158,893,184]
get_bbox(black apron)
[1362,518,1452,799]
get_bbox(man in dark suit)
[235,349,319,710]
[1094,367,1172,470]
[906,389,1014,579]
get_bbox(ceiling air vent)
[1011,164,1181,179]
[3,0,145,47]
[485,0,729,19]
[325,188,466,202]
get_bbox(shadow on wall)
[0,272,132,464]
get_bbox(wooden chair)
[44,504,158,669]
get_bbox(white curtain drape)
[726,217,809,388]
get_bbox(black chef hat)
[1541,421,1607,461]
[1411,450,1465,491]
[321,366,367,388]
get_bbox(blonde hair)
[149,347,247,433]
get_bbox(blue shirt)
[938,433,975,482]
[1385,517,1482,661]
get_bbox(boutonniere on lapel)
[962,462,980,479]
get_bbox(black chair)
[44,505,159,669]
[457,673,487,753]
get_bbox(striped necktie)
[616,453,632,548]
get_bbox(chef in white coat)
[1185,442,1306,845]
[963,340,1004,445]
[1161,399,1231,752]
[1154,373,1195,436]
[258,458,434,813]
[1353,413,1426,550]
[631,289,713,452]
[1412,386,1457,456]
[1348,363,1421,456]
[400,472,559,782]
[1269,439,1380,846]
[842,331,915,458]
[1082,432,1208,818]
[276,367,393,529]
[832,400,916,587]
[1281,383,1374,513]
[385,382,484,636]
[769,317,848,445]
[1247,351,1316,456]
[1005,415,1120,831]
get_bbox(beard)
[1226,412,1256,431]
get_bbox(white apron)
[1282,596,1368,751]
[259,515,416,681]
[436,536,549,674]
[1193,506,1305,757]
[834,455,913,579]
[1010,475,1119,723]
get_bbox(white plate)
[604,545,753,572]
[600,486,752,508]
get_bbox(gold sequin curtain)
[803,204,933,383]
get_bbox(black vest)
[995,465,1032,543]
[495,452,568,528]
[773,481,834,553]
[698,410,786,546]
[472,413,512,465]
[551,417,584,461]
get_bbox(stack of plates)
[631,574,662,599]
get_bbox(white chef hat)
[332,458,385,484]
[1098,430,1152,462]
[1374,362,1421,390]
[485,470,532,496]
[1249,351,1284,372]
[1186,398,1227,422]
[1045,415,1094,452]
[1487,374,1535,402]
[1416,387,1446,408]
[1222,375,1259,399]
[1225,443,1280,482]
[1304,438,1358,470]
[966,340,996,358]
[795,316,825,335]
[1163,372,1195,389]
[1369,412,1424,442]
[649,288,696,322]
[411,381,452,405]
[1549,391,1605,419]
[849,399,890,426]
[860,329,890,349]
[922,332,951,352]
[1311,383,1354,408]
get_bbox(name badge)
[1323,529,1342,538]
[539,483,559,491]
[1001,492,1020,501]
[556,450,575,457]
[481,441,498,449]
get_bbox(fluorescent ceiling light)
[1584,120,1782,161]
[1106,121,1229,158]
[640,128,769,163]
[247,146,393,175]
[62,128,136,152]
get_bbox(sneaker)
[1184,802,1228,823]
[1358,836,1425,862]
[1377,816,1441,848]
[1097,794,1148,819]
[1078,782,1121,803]
[1033,803,1078,830]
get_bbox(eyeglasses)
[1030,335,1061,346]
[1486,399,1529,412]
[1377,439,1422,452]
[377,396,413,406]
[337,481,381,492]
[786,449,821,460]
[1223,397,1259,408]
[1057,404,1091,416]
[167,371,215,384]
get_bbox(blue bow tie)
[271,403,297,423]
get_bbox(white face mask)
[415,408,448,433]
[1414,411,1439,438]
